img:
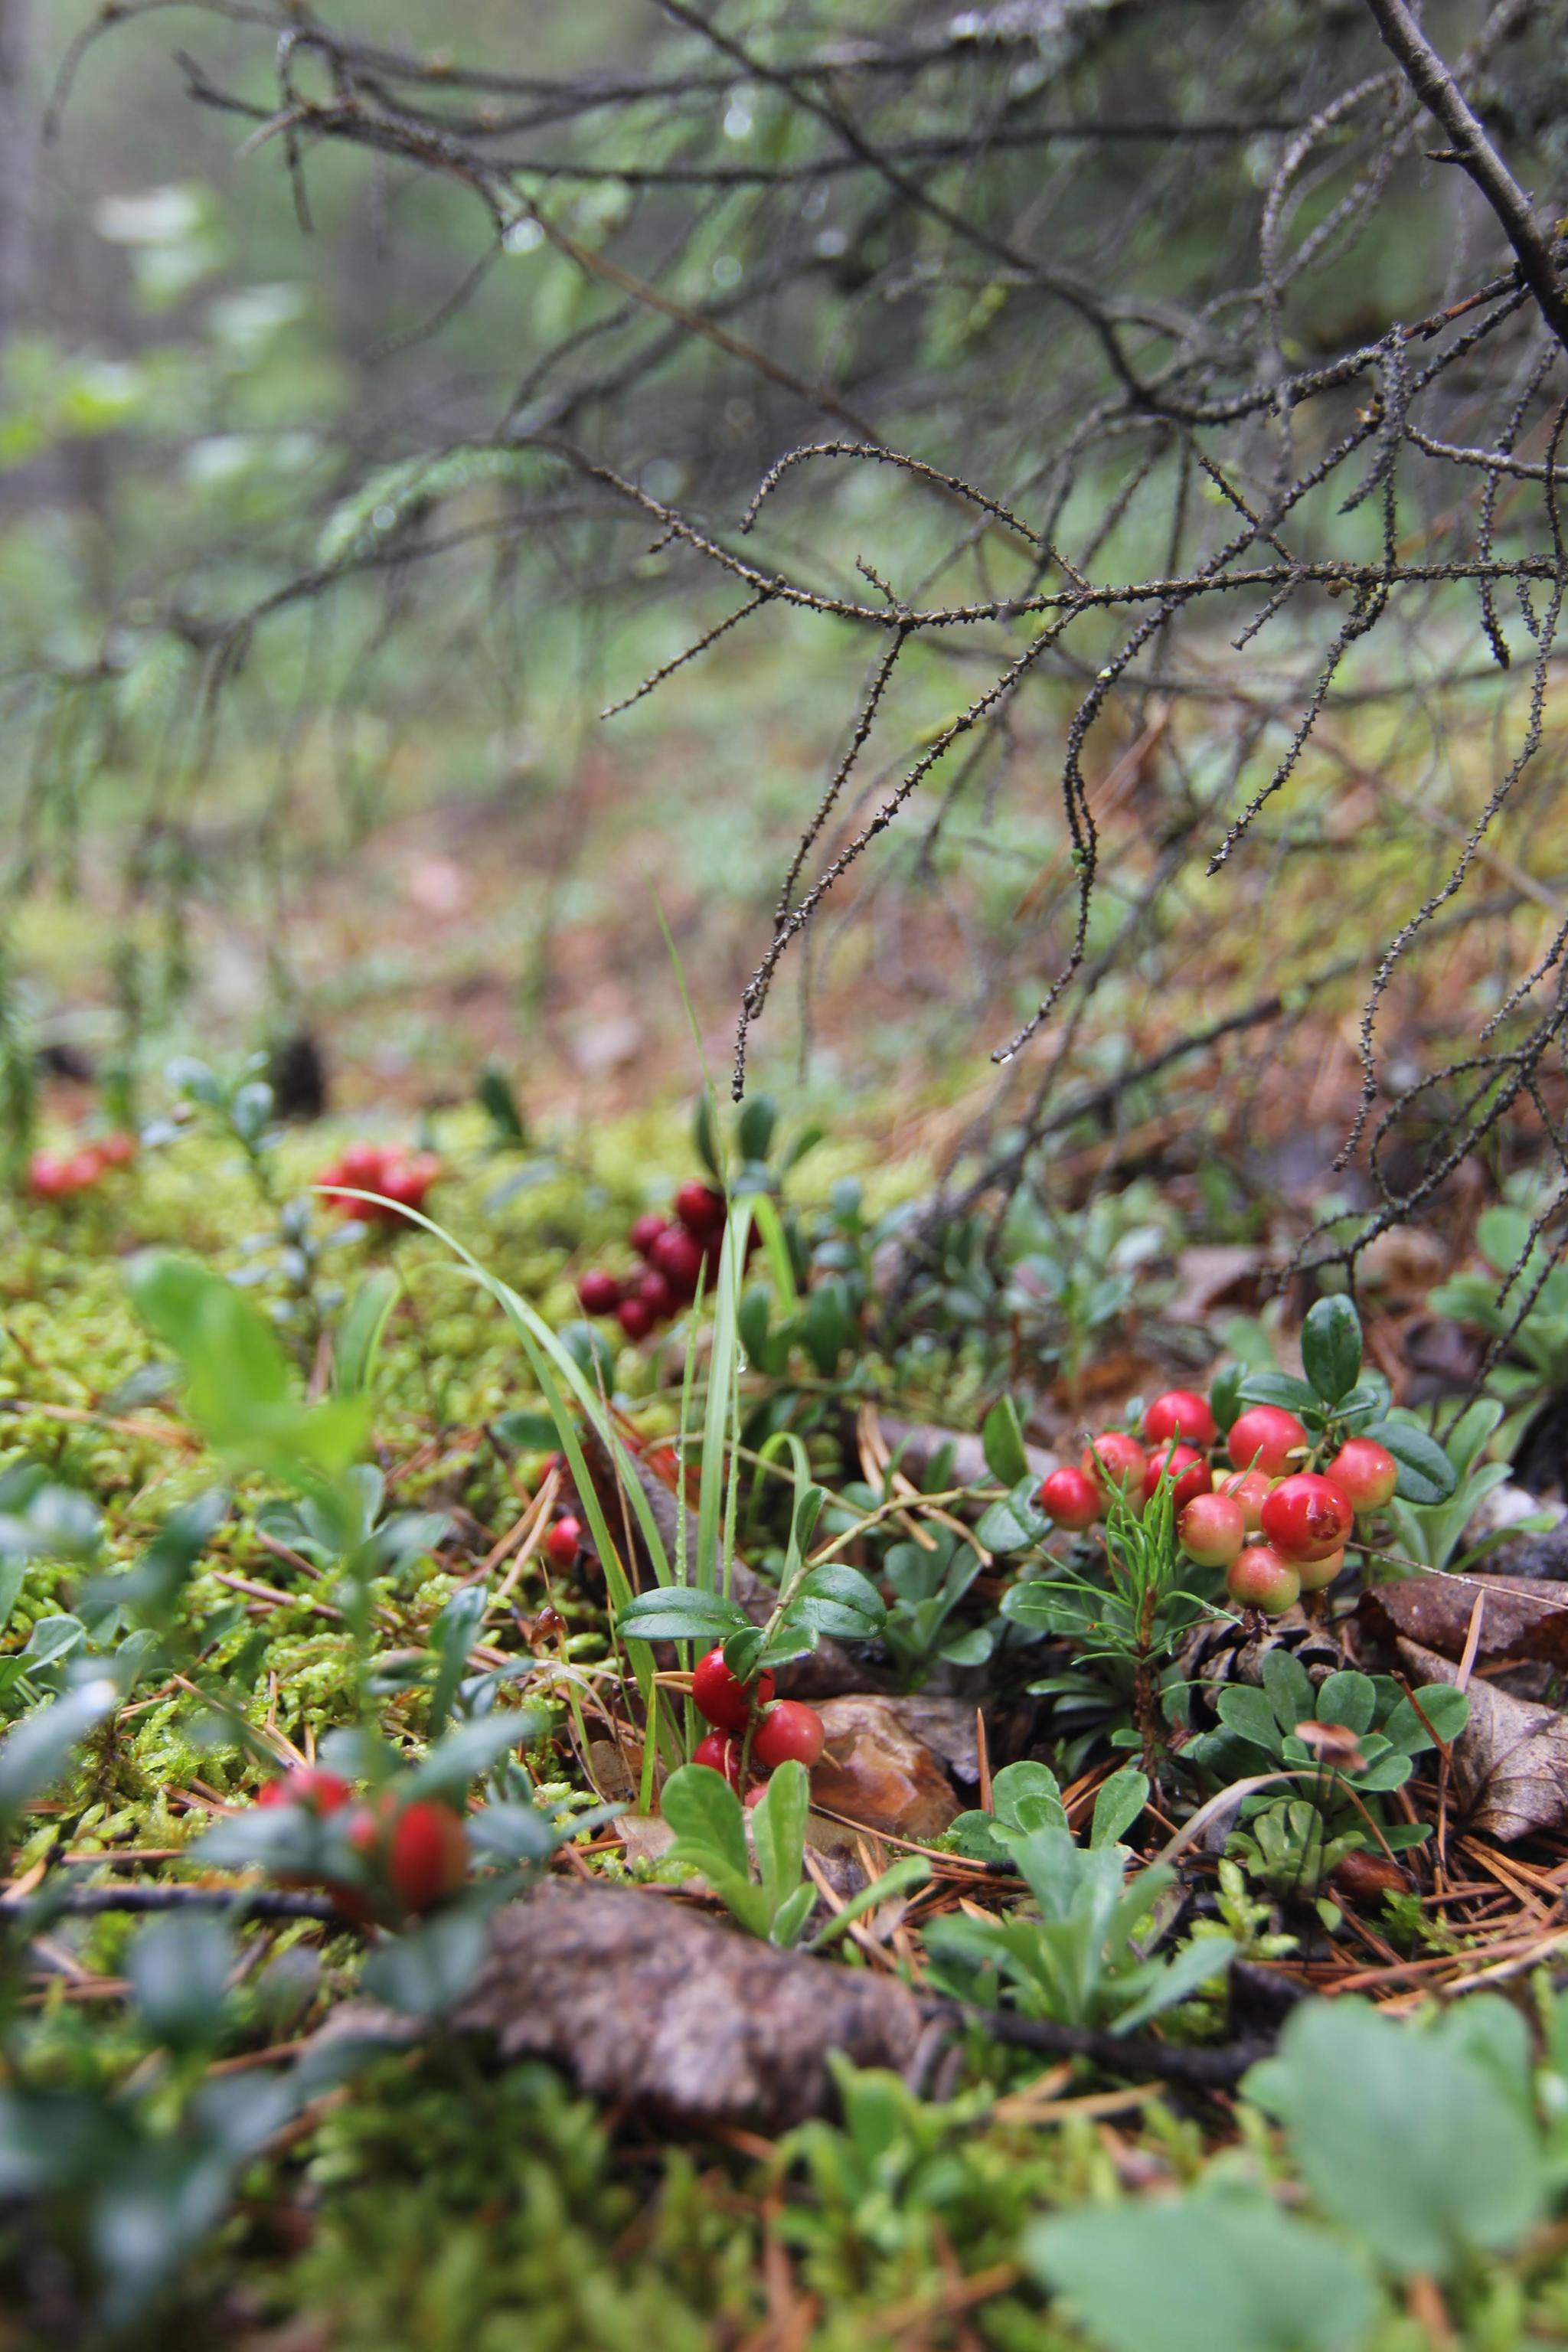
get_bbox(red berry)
[1295,1544,1347,1594]
[1227,1544,1302,1615]
[26,1151,72,1200]
[743,1782,769,1810]
[544,1515,583,1570]
[651,1224,708,1297]
[1039,1465,1102,1530]
[629,1213,668,1259]
[1327,1438,1398,1513]
[387,1799,469,1913]
[752,1700,825,1771]
[257,1766,352,1814]
[694,1730,743,1787]
[1219,1468,1271,1531]
[96,1131,137,1169]
[1080,1432,1148,1497]
[338,1141,386,1186]
[1260,1472,1354,1563]
[577,1269,622,1316]
[1178,1491,1246,1567]
[1144,1389,1217,1448]
[1227,1405,1309,1479]
[637,1267,677,1320]
[691,1646,775,1733]
[1142,1442,1212,1513]
[675,1181,727,1238]
[62,1150,102,1192]
[616,1294,657,1341]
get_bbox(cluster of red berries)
[316,1139,442,1225]
[577,1179,733,1343]
[257,1764,469,1920]
[688,1647,825,1804]
[1037,1387,1399,1619]
[27,1132,137,1200]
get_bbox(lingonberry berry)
[26,1151,73,1199]
[96,1130,137,1168]
[638,1267,677,1319]
[1326,1438,1398,1513]
[1219,1468,1271,1530]
[338,1140,386,1187]
[387,1799,469,1913]
[674,1181,727,1237]
[544,1515,583,1570]
[1080,1431,1148,1497]
[691,1646,775,1733]
[1259,1472,1354,1563]
[1142,1442,1212,1512]
[1295,1544,1347,1594]
[1144,1388,1217,1447]
[1178,1490,1246,1567]
[752,1700,826,1771]
[694,1730,743,1787]
[62,1149,102,1192]
[257,1766,352,1814]
[1226,1544,1302,1615]
[1039,1465,1102,1530]
[577,1269,622,1315]
[1227,1405,1308,1478]
[651,1224,708,1297]
[629,1213,668,1259]
[616,1293,657,1341]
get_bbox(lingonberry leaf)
[615,1588,752,1645]
[1361,1418,1458,1505]
[1301,1295,1362,1402]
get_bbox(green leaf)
[982,1396,1029,1488]
[769,1881,817,1949]
[333,1269,400,1398]
[994,1760,1067,1834]
[1237,1370,1320,1415]
[692,1093,721,1179]
[1364,1419,1458,1505]
[976,1475,1050,1556]
[126,1916,232,2052]
[785,1561,885,1640]
[1315,1671,1376,1735]
[1217,1685,1285,1756]
[1089,1768,1148,1849]
[751,1758,808,1926]
[1302,1295,1361,1401]
[362,1906,492,2017]
[661,1762,749,1881]
[1207,1364,1245,1437]
[736,1096,776,1165]
[614,1588,752,1645]
[0,1679,119,1813]
[1261,1647,1315,1733]
[1380,1684,1468,1754]
[1246,1998,1546,2277]
[478,1063,528,1145]
[1027,2192,1374,2352]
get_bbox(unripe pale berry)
[1219,1468,1271,1530]
[1260,1472,1354,1563]
[1144,1388,1218,1447]
[1227,1544,1302,1615]
[1227,1405,1309,1478]
[1178,1491,1246,1566]
[1327,1438,1398,1513]
[1142,1442,1212,1513]
[1295,1544,1347,1593]
[1039,1465,1102,1530]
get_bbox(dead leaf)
[1361,1577,1568,1671]
[810,1694,961,1838]
[453,1880,923,2127]
[1397,1638,1568,1843]
[1164,1245,1270,1325]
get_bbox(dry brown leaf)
[1362,1576,1568,1671]
[810,1694,961,1838]
[453,1880,923,2127]
[1396,1638,1568,1843]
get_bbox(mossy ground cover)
[3,1087,1568,2352]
